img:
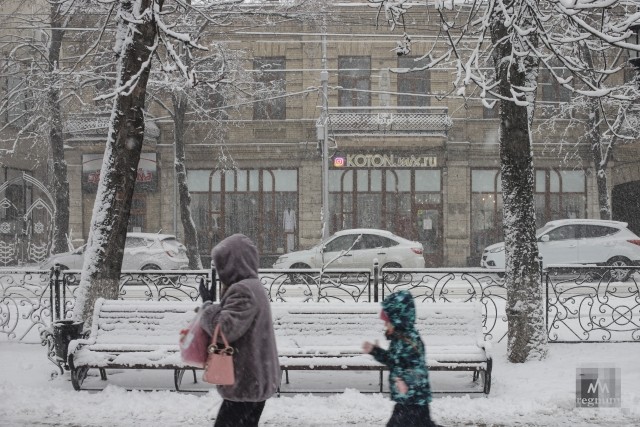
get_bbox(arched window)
[188,168,298,263]
[470,168,586,265]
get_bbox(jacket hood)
[381,290,416,331]
[211,234,259,285]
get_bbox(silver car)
[272,228,425,269]
[40,232,189,271]
[481,219,640,281]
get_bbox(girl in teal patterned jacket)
[362,290,439,427]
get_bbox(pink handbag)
[202,324,235,385]
[179,309,209,368]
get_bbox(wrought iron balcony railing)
[323,106,452,137]
[63,115,161,138]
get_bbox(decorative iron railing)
[259,268,373,303]
[61,270,209,304]
[1,268,211,343]
[379,267,507,342]
[3,264,639,344]
[326,106,452,136]
[545,265,640,343]
[64,115,160,138]
[0,269,50,341]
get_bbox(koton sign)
[333,154,437,168]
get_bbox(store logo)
[331,153,438,168]
[576,365,621,408]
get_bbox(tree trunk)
[173,93,203,269]
[491,9,548,362]
[588,99,611,220]
[579,43,611,220]
[74,0,162,323]
[48,4,70,254]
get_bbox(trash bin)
[52,320,84,369]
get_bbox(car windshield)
[535,224,555,237]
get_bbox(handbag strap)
[212,323,230,348]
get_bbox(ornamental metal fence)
[1,264,638,344]
[0,268,210,343]
[545,265,640,343]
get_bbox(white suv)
[40,232,189,271]
[481,219,640,280]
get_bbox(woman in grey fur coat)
[199,234,281,427]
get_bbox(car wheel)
[141,264,161,271]
[382,262,402,284]
[606,257,633,282]
[288,263,313,286]
[290,263,311,269]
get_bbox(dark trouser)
[214,400,266,427]
[386,403,437,427]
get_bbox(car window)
[325,235,360,252]
[362,235,384,249]
[582,225,619,238]
[161,238,179,246]
[362,235,398,249]
[125,237,147,248]
[545,225,578,241]
[381,236,399,248]
[535,224,555,237]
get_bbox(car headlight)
[273,257,286,266]
[489,246,505,253]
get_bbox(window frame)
[397,57,430,108]
[338,56,371,110]
[253,56,286,120]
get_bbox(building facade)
[3,1,640,267]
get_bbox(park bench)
[67,298,200,391]
[271,302,492,395]
[67,299,491,395]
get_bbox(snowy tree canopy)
[368,0,640,106]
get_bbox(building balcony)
[63,114,160,140]
[323,106,452,137]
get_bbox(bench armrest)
[68,338,94,356]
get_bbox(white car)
[481,219,640,280]
[40,232,190,271]
[272,228,425,269]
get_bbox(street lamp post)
[319,29,330,241]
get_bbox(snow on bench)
[67,299,200,390]
[271,302,492,394]
[67,299,491,394]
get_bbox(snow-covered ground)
[0,339,638,426]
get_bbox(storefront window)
[188,168,298,263]
[536,169,586,227]
[470,168,586,265]
[415,170,440,192]
[471,169,503,265]
[329,167,442,265]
